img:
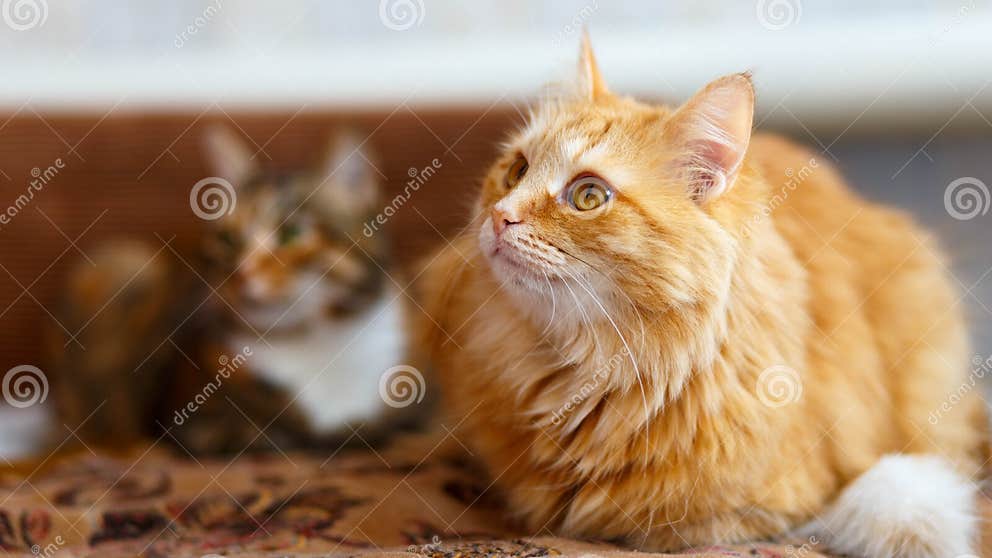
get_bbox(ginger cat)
[420,35,988,558]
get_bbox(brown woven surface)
[0,433,845,558]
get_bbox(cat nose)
[491,207,522,236]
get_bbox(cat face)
[477,36,754,322]
[203,126,385,332]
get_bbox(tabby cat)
[419,35,988,558]
[51,126,415,454]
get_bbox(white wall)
[0,0,990,130]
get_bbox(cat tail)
[48,239,186,449]
[797,454,978,558]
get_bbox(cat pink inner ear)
[670,73,754,203]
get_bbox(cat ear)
[577,30,609,102]
[317,131,379,215]
[321,131,375,186]
[202,124,258,186]
[667,73,754,203]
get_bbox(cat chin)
[482,245,590,331]
[236,292,328,332]
[478,220,607,329]
[479,236,551,295]
[237,304,312,332]
[480,221,552,283]
[235,271,346,332]
[480,240,628,334]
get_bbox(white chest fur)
[229,293,405,433]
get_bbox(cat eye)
[278,223,301,245]
[505,155,529,189]
[567,175,612,211]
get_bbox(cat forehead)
[230,182,299,223]
[513,108,637,194]
[521,104,596,142]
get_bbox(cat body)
[51,127,416,454]
[170,126,414,452]
[420,36,987,557]
[226,288,404,433]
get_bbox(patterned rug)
[0,433,986,557]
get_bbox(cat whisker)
[559,271,602,358]
[605,273,650,360]
[555,248,651,386]
[552,245,598,272]
[541,271,558,336]
[561,267,652,470]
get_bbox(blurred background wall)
[3,0,992,128]
[3,0,991,188]
[0,0,990,455]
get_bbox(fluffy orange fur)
[419,37,988,552]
